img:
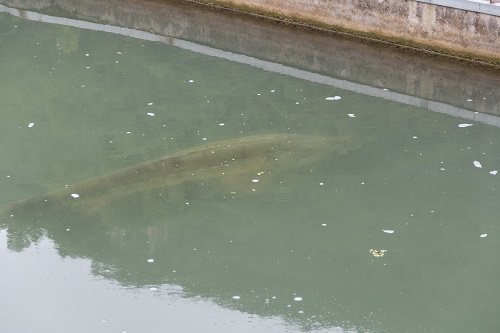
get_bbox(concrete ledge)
[416,0,500,16]
[191,0,500,65]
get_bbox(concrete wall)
[193,0,500,64]
[1,0,499,116]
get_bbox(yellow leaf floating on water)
[370,249,387,258]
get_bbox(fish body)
[4,133,351,216]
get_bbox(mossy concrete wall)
[193,0,500,64]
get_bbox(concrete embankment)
[1,0,499,116]
[190,0,500,66]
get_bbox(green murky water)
[1,8,499,333]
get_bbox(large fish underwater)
[3,133,354,219]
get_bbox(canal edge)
[185,0,500,69]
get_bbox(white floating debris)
[117,51,122,55]
[232,296,241,300]
[383,229,395,234]
[28,122,35,128]
[219,123,225,126]
[293,297,303,301]
[149,287,159,291]
[146,112,155,117]
[325,96,341,101]
[490,170,498,175]
[466,99,473,102]
[412,136,418,139]
[458,123,473,128]
[147,102,153,106]
[147,258,155,263]
[369,249,387,257]
[348,114,355,118]
[70,193,80,198]
[321,223,327,226]
[188,79,194,83]
[473,160,482,168]
[319,182,324,186]
[251,179,259,183]
[480,233,488,238]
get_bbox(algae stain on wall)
[422,3,437,37]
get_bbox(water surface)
[1,6,499,333]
